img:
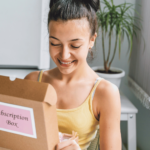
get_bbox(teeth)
[59,60,74,64]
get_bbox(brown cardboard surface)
[0,147,11,150]
[0,76,57,105]
[0,75,59,150]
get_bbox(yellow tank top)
[38,70,101,150]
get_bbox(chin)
[54,58,79,75]
[58,67,76,75]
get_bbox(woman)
[24,0,122,149]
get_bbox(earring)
[89,47,93,51]
[89,48,94,58]
[89,47,92,53]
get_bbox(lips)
[57,59,76,67]
[57,58,76,64]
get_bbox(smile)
[58,59,76,65]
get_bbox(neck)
[56,62,94,84]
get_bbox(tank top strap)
[38,71,102,99]
[38,70,44,82]
[91,77,102,100]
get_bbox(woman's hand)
[57,133,81,150]
[56,138,81,150]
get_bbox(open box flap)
[44,84,57,105]
[0,75,57,105]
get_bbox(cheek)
[49,48,59,63]
[72,51,87,64]
[78,47,89,60]
[50,47,59,57]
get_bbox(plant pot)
[91,66,125,88]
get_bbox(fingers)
[56,139,81,150]
[62,133,73,137]
[60,132,79,143]
[70,136,78,143]
[57,131,80,150]
[59,132,72,142]
[56,138,74,150]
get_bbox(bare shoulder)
[24,68,58,82]
[24,71,41,81]
[95,79,121,115]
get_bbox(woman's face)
[48,18,97,75]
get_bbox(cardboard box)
[0,75,59,150]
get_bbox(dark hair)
[48,0,100,37]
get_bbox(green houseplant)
[92,0,141,87]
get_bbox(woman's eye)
[50,43,61,46]
[50,42,81,49]
[71,45,81,49]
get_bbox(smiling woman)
[48,17,97,75]
[24,0,121,150]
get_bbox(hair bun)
[84,0,100,12]
[50,0,100,12]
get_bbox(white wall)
[0,0,41,67]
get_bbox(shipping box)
[0,75,59,150]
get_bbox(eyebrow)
[49,36,83,41]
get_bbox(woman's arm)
[96,81,122,150]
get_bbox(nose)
[60,46,71,60]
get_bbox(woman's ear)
[89,32,97,48]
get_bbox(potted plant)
[91,0,141,88]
